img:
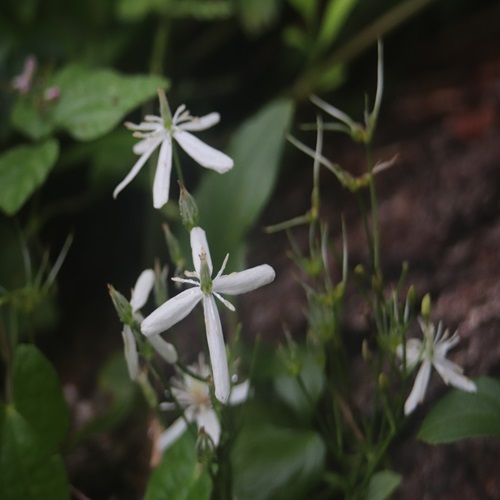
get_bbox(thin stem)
[150,14,171,76]
[172,144,185,185]
[366,146,381,277]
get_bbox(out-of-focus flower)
[397,317,476,415]
[141,226,275,403]
[12,55,37,94]
[157,354,249,451]
[113,89,233,209]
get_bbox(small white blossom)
[141,226,275,403]
[113,89,233,209]
[157,354,249,451]
[397,317,476,415]
[122,270,177,380]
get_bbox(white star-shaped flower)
[141,226,275,403]
[157,354,249,451]
[397,317,476,415]
[113,89,233,209]
[121,269,177,380]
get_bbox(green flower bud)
[421,293,431,320]
[179,182,199,230]
[108,284,133,325]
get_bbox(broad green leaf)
[11,96,58,140]
[12,344,69,455]
[0,139,59,215]
[195,98,294,268]
[418,377,500,444]
[0,405,69,500]
[145,431,211,500]
[52,65,169,141]
[317,0,359,52]
[366,470,401,500]
[274,349,325,421]
[232,425,325,500]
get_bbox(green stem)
[150,14,171,76]
[172,144,185,185]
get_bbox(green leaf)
[12,344,69,455]
[195,98,294,268]
[11,96,58,140]
[274,349,325,421]
[145,432,211,500]
[232,425,325,500]
[317,0,359,52]
[0,344,70,500]
[418,377,500,444]
[52,65,169,141]
[0,405,69,500]
[0,139,59,215]
[366,470,401,500]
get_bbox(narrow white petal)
[190,227,213,275]
[404,360,432,415]
[229,380,250,405]
[213,292,236,312]
[141,288,203,337]
[174,130,233,173]
[213,264,275,295]
[113,137,162,199]
[202,295,230,403]
[121,325,139,381]
[125,119,162,132]
[433,358,477,393]
[153,136,172,209]
[435,332,461,356]
[133,136,158,155]
[148,335,178,363]
[130,269,155,311]
[195,408,221,445]
[157,417,188,452]
[178,112,220,131]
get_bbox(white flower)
[397,317,476,415]
[157,354,249,451]
[141,226,275,403]
[122,270,177,380]
[113,89,233,209]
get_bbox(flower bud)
[421,293,431,320]
[197,427,216,466]
[108,284,133,325]
[179,182,199,231]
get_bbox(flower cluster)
[110,92,275,454]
